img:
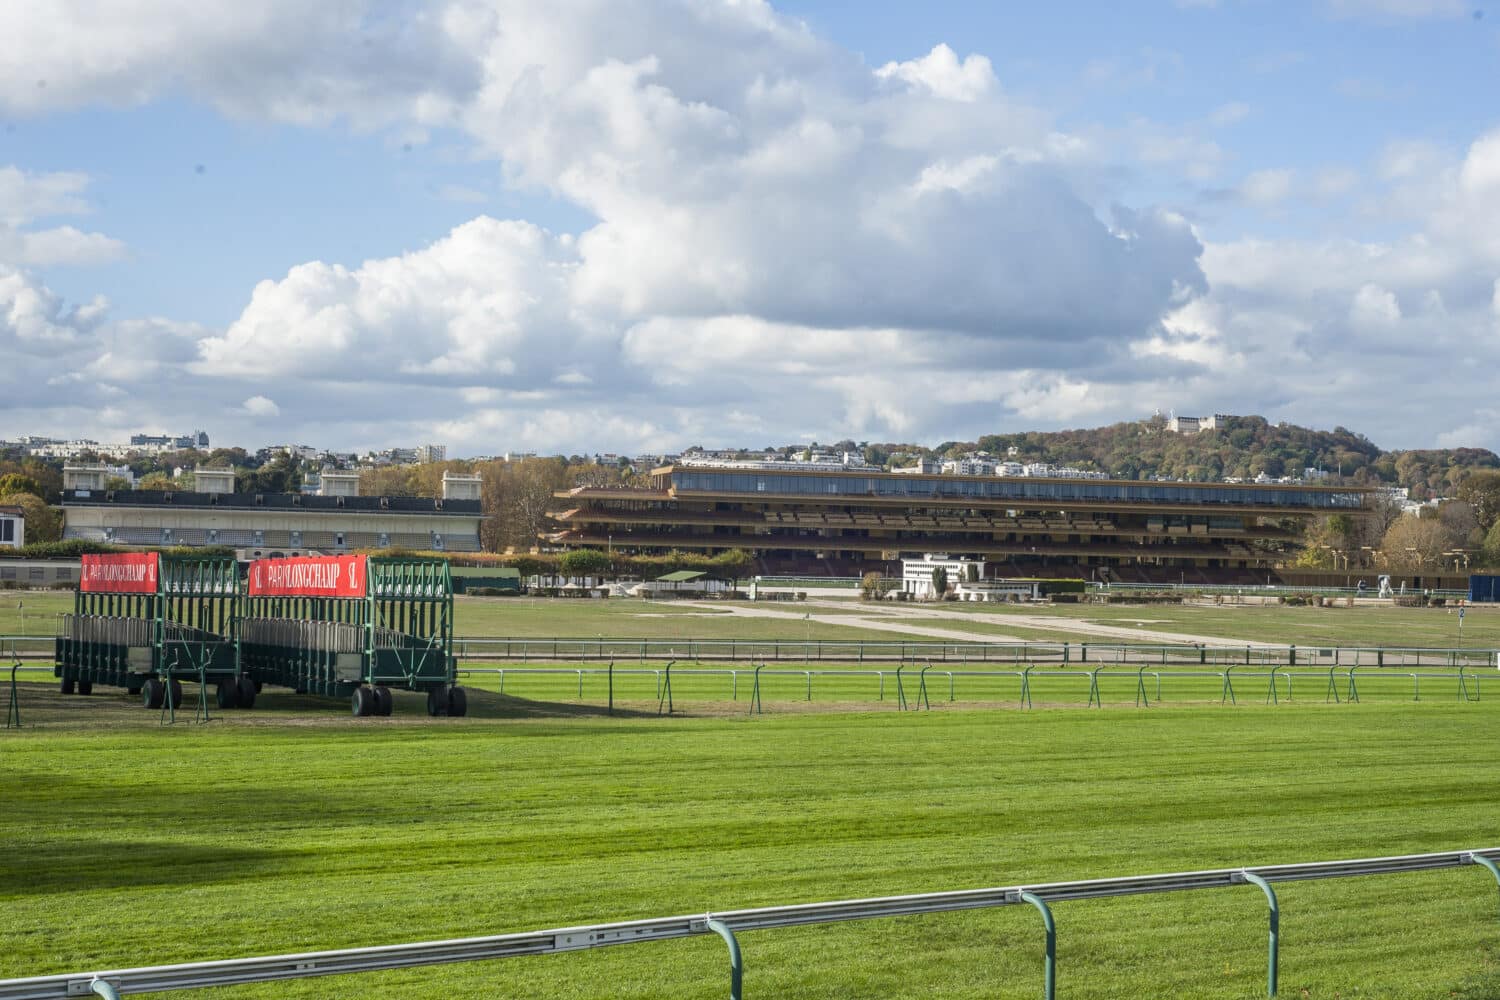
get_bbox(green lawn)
[2,688,1498,998]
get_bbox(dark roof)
[59,489,481,517]
[0,506,24,517]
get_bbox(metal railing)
[1,849,1495,999]
[459,663,1484,708]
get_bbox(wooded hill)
[869,415,1498,500]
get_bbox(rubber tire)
[167,678,183,709]
[215,680,238,709]
[60,677,75,695]
[426,687,446,717]
[352,686,376,717]
[373,685,393,717]
[446,685,468,718]
[236,675,257,710]
[142,677,165,710]
[77,680,93,696]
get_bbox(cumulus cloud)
[875,44,997,102]
[10,0,1500,454]
[241,395,281,417]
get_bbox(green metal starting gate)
[238,556,464,717]
[54,553,247,712]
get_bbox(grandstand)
[546,462,1377,581]
[62,481,483,557]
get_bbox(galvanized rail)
[1,849,1496,999]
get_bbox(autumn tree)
[0,492,61,542]
[1457,471,1500,532]
[1379,514,1447,572]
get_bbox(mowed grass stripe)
[3,697,1498,998]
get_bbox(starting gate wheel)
[77,680,92,696]
[142,677,165,709]
[126,681,143,695]
[373,686,393,717]
[447,686,468,718]
[426,687,446,717]
[352,686,376,718]
[236,675,257,710]
[215,680,238,710]
[167,678,183,709]
[60,677,75,696]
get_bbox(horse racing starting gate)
[54,553,248,709]
[238,555,465,717]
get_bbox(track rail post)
[1265,664,1281,705]
[917,663,932,710]
[5,659,19,729]
[1236,872,1279,997]
[895,664,908,710]
[1135,665,1150,707]
[1222,664,1237,705]
[1346,665,1360,703]
[1087,665,1104,708]
[88,979,120,999]
[1020,665,1033,709]
[704,918,743,1000]
[749,663,763,715]
[658,661,675,716]
[1468,853,1500,916]
[1018,891,1056,1000]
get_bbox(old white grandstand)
[60,467,482,558]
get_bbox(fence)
[0,848,1494,999]
[458,661,1485,709]
[6,634,1498,670]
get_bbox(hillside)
[863,415,1498,500]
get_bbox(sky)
[3,0,1500,458]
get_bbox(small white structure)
[903,554,983,599]
[0,505,24,548]
[192,466,236,495]
[442,472,483,501]
[63,464,135,491]
[317,470,361,497]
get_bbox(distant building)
[1166,413,1232,434]
[62,464,135,491]
[415,444,446,463]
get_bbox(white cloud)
[1349,282,1402,326]
[241,395,281,417]
[1239,168,1295,205]
[875,44,997,102]
[0,166,125,268]
[1207,101,1250,126]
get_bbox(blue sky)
[3,1,1500,456]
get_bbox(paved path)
[689,600,1283,648]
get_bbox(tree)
[1379,515,1447,572]
[0,474,40,497]
[930,565,948,599]
[1457,471,1500,531]
[711,549,753,590]
[1484,520,1500,568]
[0,492,62,542]
[558,549,611,578]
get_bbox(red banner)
[80,552,160,594]
[249,555,367,598]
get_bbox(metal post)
[1469,853,1500,916]
[1018,891,1056,1000]
[1346,665,1360,703]
[1324,666,1340,703]
[704,917,743,1000]
[918,664,932,710]
[749,663,763,715]
[5,659,20,729]
[1087,666,1104,708]
[658,661,674,716]
[1265,665,1281,705]
[1222,665,1236,705]
[1021,665,1033,709]
[1135,665,1150,707]
[89,979,121,999]
[1239,872,1279,997]
[895,664,908,711]
[608,660,614,716]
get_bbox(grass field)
[2,684,1499,998]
